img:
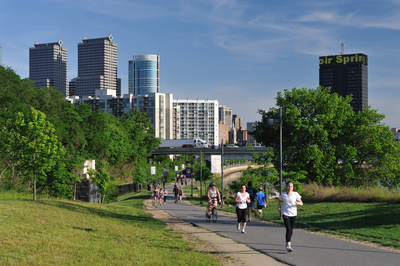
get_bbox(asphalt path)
[159,185,399,266]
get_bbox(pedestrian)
[178,187,183,202]
[173,184,179,203]
[278,181,303,252]
[159,188,163,206]
[163,188,168,204]
[235,184,250,234]
[256,187,267,217]
[246,181,257,222]
[153,186,159,206]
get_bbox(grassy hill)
[0,192,218,265]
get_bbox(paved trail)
[160,184,399,266]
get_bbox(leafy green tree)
[254,87,400,188]
[7,107,65,200]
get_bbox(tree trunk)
[33,173,36,201]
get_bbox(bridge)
[152,146,269,160]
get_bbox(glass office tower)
[29,40,68,96]
[128,54,159,95]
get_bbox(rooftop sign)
[319,53,368,66]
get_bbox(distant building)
[76,35,117,97]
[219,105,232,129]
[128,54,160,95]
[391,128,400,142]
[173,99,219,145]
[218,121,230,145]
[68,78,77,97]
[236,127,247,146]
[67,91,174,140]
[232,114,243,131]
[319,53,368,112]
[247,122,258,145]
[29,40,68,96]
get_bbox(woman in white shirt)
[278,181,303,252]
[235,185,250,234]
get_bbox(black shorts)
[236,207,247,223]
[257,204,263,210]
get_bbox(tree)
[254,87,400,188]
[7,107,65,200]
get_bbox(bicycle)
[206,204,218,223]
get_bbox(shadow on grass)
[48,193,165,228]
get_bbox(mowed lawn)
[0,192,219,265]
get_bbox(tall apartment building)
[76,35,117,97]
[67,92,173,140]
[173,99,219,145]
[319,53,368,112]
[128,54,160,95]
[247,122,257,145]
[29,40,68,96]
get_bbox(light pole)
[200,150,203,204]
[265,107,283,220]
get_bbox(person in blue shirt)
[246,181,257,222]
[256,187,267,217]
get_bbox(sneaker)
[241,229,246,234]
[286,246,293,252]
[247,218,251,222]
[237,224,241,230]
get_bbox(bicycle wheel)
[206,209,211,222]
[211,209,217,223]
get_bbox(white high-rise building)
[67,92,173,140]
[29,40,68,96]
[173,99,219,145]
[76,35,117,97]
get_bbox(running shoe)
[286,246,293,252]
[237,224,240,230]
[241,229,245,234]
[247,218,251,222]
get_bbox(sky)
[1,0,400,129]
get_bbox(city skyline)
[2,0,400,127]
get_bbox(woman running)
[278,181,303,252]
[235,184,250,234]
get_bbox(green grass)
[0,192,219,265]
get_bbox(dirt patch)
[144,199,285,266]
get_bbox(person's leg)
[283,215,292,244]
[236,207,241,230]
[287,216,296,247]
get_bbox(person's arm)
[217,188,221,202]
[296,195,303,206]
[246,193,251,203]
[234,194,240,204]
[207,189,211,200]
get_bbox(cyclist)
[207,181,221,216]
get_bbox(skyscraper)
[76,35,117,96]
[319,53,368,112]
[29,40,68,96]
[128,54,159,95]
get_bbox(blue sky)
[1,0,400,128]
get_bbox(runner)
[159,188,164,206]
[278,181,303,252]
[235,184,250,234]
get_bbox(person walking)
[278,181,303,252]
[173,184,179,203]
[153,186,159,206]
[246,181,256,222]
[256,187,267,217]
[163,188,168,205]
[235,184,250,234]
